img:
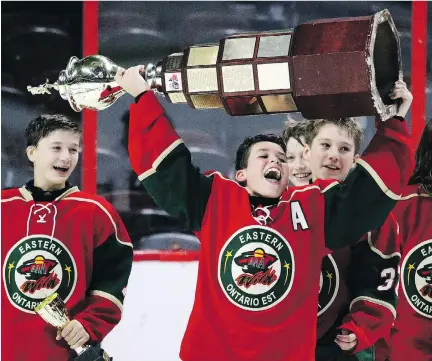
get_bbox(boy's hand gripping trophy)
[34,293,113,361]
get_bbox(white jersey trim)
[367,231,401,259]
[138,139,184,181]
[89,290,123,313]
[62,197,132,248]
[356,159,401,200]
[350,296,397,319]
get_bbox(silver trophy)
[27,54,167,112]
[27,9,402,120]
[28,56,130,112]
[35,292,112,361]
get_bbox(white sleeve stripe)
[350,296,397,319]
[138,168,156,181]
[399,192,432,200]
[62,197,132,248]
[278,185,321,204]
[1,196,29,203]
[19,186,33,201]
[356,159,401,200]
[138,139,184,181]
[367,231,401,259]
[89,290,123,313]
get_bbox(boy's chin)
[47,177,68,189]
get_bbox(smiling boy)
[115,65,413,361]
[1,114,133,361]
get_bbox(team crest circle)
[3,235,77,314]
[401,239,432,318]
[318,255,339,316]
[218,225,295,311]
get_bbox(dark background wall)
[2,1,431,209]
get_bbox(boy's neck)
[33,179,66,192]
[249,194,279,208]
[26,180,72,201]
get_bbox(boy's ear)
[352,153,360,168]
[235,169,247,183]
[303,144,311,162]
[26,146,36,163]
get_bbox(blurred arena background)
[1,2,430,360]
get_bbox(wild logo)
[218,225,295,311]
[401,239,432,318]
[317,255,339,316]
[3,235,77,314]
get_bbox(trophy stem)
[75,346,85,354]
[145,61,164,94]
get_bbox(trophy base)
[75,344,112,361]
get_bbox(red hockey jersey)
[128,91,412,361]
[388,184,432,361]
[316,212,400,360]
[1,186,133,361]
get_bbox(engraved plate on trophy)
[183,44,224,109]
[190,94,224,108]
[186,68,218,93]
[225,96,263,116]
[261,94,298,112]
[257,35,292,58]
[188,46,219,66]
[257,62,291,90]
[221,64,255,93]
[222,37,256,60]
[162,52,187,104]
[165,53,183,70]
[168,92,187,103]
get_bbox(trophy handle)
[66,56,80,77]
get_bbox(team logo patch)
[3,235,77,314]
[401,239,432,318]
[165,72,182,91]
[218,225,295,311]
[318,255,339,316]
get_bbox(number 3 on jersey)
[377,267,397,291]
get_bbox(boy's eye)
[278,157,287,163]
[321,143,330,148]
[70,149,78,154]
[341,147,351,152]
[52,146,61,151]
[259,155,268,159]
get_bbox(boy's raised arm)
[323,82,413,250]
[117,66,212,231]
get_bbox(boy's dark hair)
[408,118,432,192]
[282,120,310,147]
[304,117,363,154]
[235,134,286,171]
[25,114,82,147]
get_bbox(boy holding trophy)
[1,114,133,361]
[114,65,412,361]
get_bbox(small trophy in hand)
[35,293,113,361]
